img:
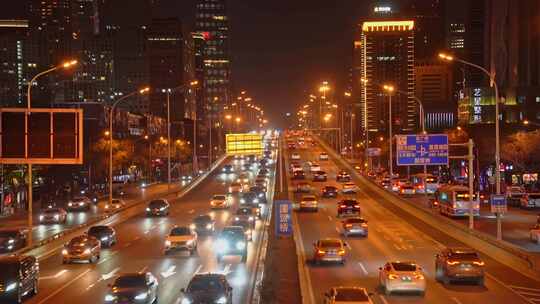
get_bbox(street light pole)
[166,91,171,191]
[439,53,503,240]
[388,93,393,180]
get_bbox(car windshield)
[450,252,479,260]
[213,195,226,200]
[231,182,241,187]
[0,231,18,238]
[69,237,89,247]
[319,240,341,247]
[335,289,368,301]
[529,194,540,199]
[149,200,165,207]
[346,218,366,224]
[188,276,224,291]
[88,226,109,234]
[342,200,358,205]
[195,215,212,223]
[303,197,316,201]
[242,192,256,199]
[43,209,60,214]
[170,227,191,236]
[392,262,417,271]
[114,275,146,288]
[345,183,355,187]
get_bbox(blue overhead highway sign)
[396,134,449,166]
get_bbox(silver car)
[379,261,426,295]
[313,238,347,265]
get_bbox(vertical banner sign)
[275,200,292,237]
[490,194,507,214]
[396,134,449,166]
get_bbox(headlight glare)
[216,296,228,304]
[5,282,17,292]
[104,294,116,301]
[134,292,148,300]
[236,241,246,250]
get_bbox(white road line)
[223,263,232,275]
[486,272,538,304]
[392,244,402,251]
[102,267,120,281]
[357,262,368,275]
[451,297,464,304]
[37,269,91,304]
[139,266,148,273]
[36,245,64,261]
[160,265,177,278]
[335,227,340,234]
[378,295,390,304]
[509,286,540,293]
[97,250,118,265]
[327,215,332,221]
[188,209,195,214]
[39,269,68,280]
[194,264,203,275]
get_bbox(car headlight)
[240,198,245,204]
[206,224,212,230]
[134,292,148,300]
[258,193,264,198]
[253,198,259,203]
[181,297,193,304]
[216,296,227,304]
[54,214,60,220]
[190,224,196,230]
[105,205,110,209]
[165,240,171,247]
[83,248,91,255]
[4,282,17,292]
[7,239,15,244]
[234,217,240,221]
[146,207,151,211]
[186,239,194,246]
[39,215,44,221]
[105,294,117,301]
[160,207,166,211]
[248,216,254,221]
[236,241,246,250]
[62,249,68,255]
[79,202,84,206]
[68,202,73,207]
[101,236,109,241]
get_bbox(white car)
[379,261,426,295]
[319,152,329,160]
[291,152,301,160]
[104,199,125,212]
[310,163,321,173]
[342,182,358,194]
[164,226,198,255]
[531,225,540,244]
[210,194,231,209]
[324,287,374,304]
[520,193,540,209]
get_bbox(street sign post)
[396,134,449,166]
[490,194,507,214]
[275,200,292,237]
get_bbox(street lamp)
[383,84,395,181]
[25,59,78,247]
[109,87,150,205]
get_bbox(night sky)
[3,0,371,127]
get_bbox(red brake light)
[354,205,360,208]
[340,205,347,208]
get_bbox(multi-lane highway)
[286,139,540,304]
[20,155,275,304]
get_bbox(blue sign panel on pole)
[275,200,292,237]
[490,194,507,213]
[396,134,449,166]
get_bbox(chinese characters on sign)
[490,194,507,214]
[275,200,292,237]
[396,134,449,166]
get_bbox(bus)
[434,185,480,217]
[410,173,439,194]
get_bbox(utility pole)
[388,93,393,180]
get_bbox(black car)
[87,226,117,248]
[336,171,351,182]
[249,186,267,204]
[221,164,234,174]
[215,226,248,262]
[146,199,170,216]
[241,163,251,172]
[0,255,39,304]
[292,170,306,180]
[0,229,27,253]
[258,168,270,177]
[181,273,233,304]
[322,186,338,198]
[337,199,361,217]
[104,272,159,304]
[191,215,216,234]
[239,191,261,205]
[312,171,327,182]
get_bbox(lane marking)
[160,265,177,278]
[378,295,390,304]
[509,286,540,293]
[327,215,332,221]
[335,227,340,234]
[188,209,195,214]
[97,250,118,265]
[451,297,464,304]
[357,262,368,275]
[39,269,68,280]
[222,263,233,275]
[36,245,64,261]
[37,269,91,304]
[194,264,202,275]
[139,266,148,273]
[102,267,120,281]
[486,272,537,304]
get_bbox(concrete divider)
[315,135,540,282]
[16,154,228,258]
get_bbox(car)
[299,195,318,212]
[530,224,540,244]
[241,163,251,172]
[319,152,329,160]
[250,162,260,171]
[313,238,347,265]
[164,226,198,255]
[291,152,301,160]
[145,199,170,216]
[221,164,235,174]
[292,170,306,180]
[323,287,374,304]
[104,272,159,304]
[104,199,126,212]
[342,182,358,194]
[380,178,391,190]
[234,207,257,227]
[254,179,268,192]
[258,168,270,177]
[340,217,368,237]
[379,261,426,295]
[0,255,39,303]
[0,229,27,253]
[290,163,303,173]
[231,218,254,241]
[249,186,267,203]
[228,181,243,193]
[506,185,526,207]
[337,200,361,217]
[435,248,485,285]
[239,191,261,205]
[210,194,231,209]
[66,196,92,212]
[215,226,248,263]
[313,171,327,182]
[336,171,351,182]
[400,184,416,196]
[296,182,312,193]
[112,186,126,197]
[321,186,338,198]
[233,154,244,161]
[243,202,262,219]
[190,214,216,235]
[237,173,250,183]
[181,273,233,304]
[87,225,117,248]
[39,207,67,224]
[520,193,540,208]
[310,163,321,172]
[287,142,297,149]
[62,235,101,264]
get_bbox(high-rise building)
[359,20,417,136]
[401,0,445,60]
[147,18,195,138]
[195,0,231,120]
[192,32,208,138]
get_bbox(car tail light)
[361,223,368,227]
[388,274,399,280]
[447,260,460,265]
[354,205,360,209]
[345,224,353,228]
[473,261,485,266]
[415,274,425,280]
[340,205,347,208]
[317,250,326,255]
[338,249,345,255]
